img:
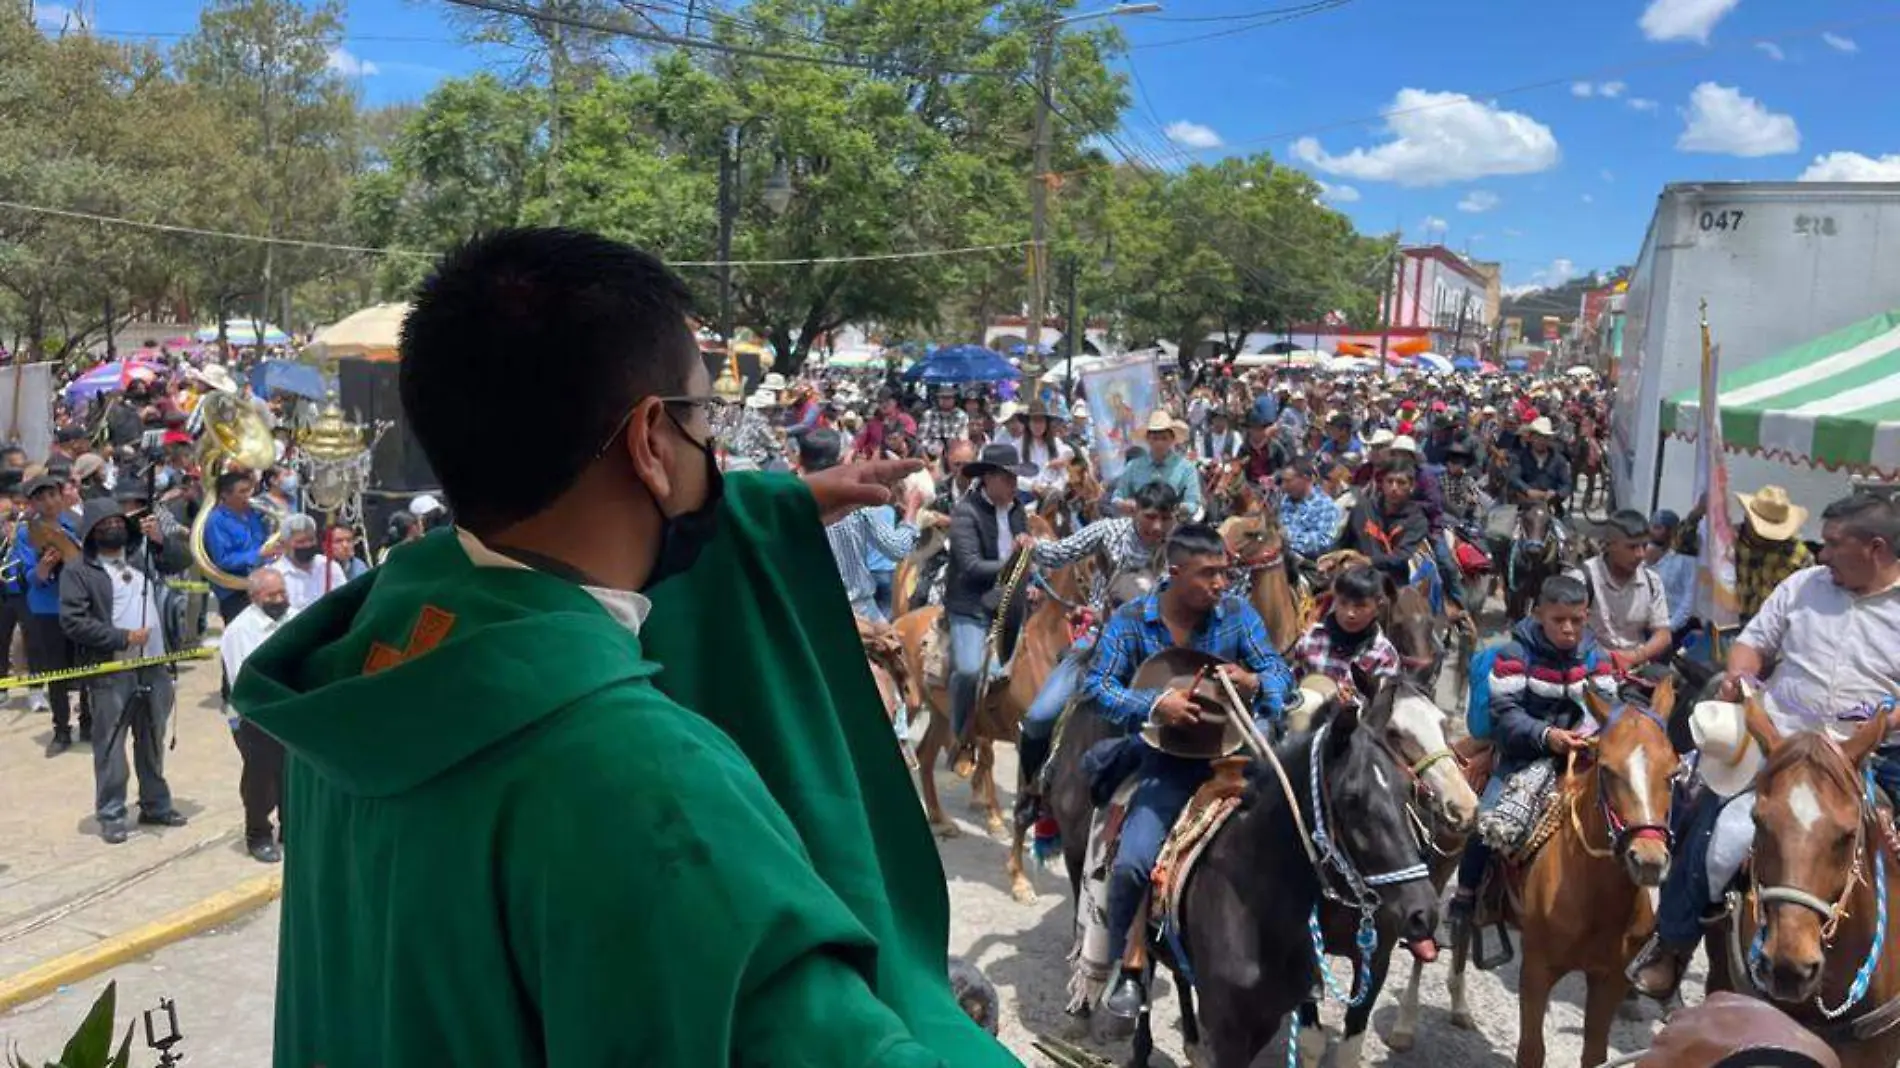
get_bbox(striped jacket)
[1489,617,1618,776]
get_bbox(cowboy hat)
[192,363,239,395]
[759,373,788,391]
[1282,673,1343,727]
[1365,428,1397,448]
[1145,410,1182,437]
[1070,399,1091,420]
[745,390,776,410]
[1388,434,1420,456]
[963,442,1039,479]
[1134,648,1246,760]
[1736,485,1808,543]
[1025,398,1067,421]
[995,400,1023,423]
[1688,700,1765,798]
[1524,416,1556,437]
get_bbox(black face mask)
[641,407,725,592]
[291,544,320,564]
[93,526,128,551]
[260,599,290,621]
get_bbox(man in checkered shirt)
[916,386,970,454]
[1014,481,1181,795]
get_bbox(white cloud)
[1677,82,1799,157]
[1799,152,1900,181]
[1571,82,1595,98]
[1505,257,1581,296]
[1822,32,1859,54]
[1629,98,1661,113]
[1600,81,1627,98]
[326,47,380,78]
[1164,120,1223,150]
[1292,88,1560,187]
[1755,41,1785,62]
[31,2,75,29]
[1601,168,1616,182]
[1457,190,1500,213]
[1421,215,1449,235]
[1503,228,1525,238]
[1640,0,1741,44]
[1575,80,1628,100]
[1316,180,1361,203]
[1581,193,1595,204]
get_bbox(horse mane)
[1760,730,1861,801]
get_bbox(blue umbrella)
[250,359,329,400]
[1008,341,1056,357]
[1452,356,1481,372]
[902,344,1022,384]
[1505,358,1530,372]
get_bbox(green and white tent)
[1663,309,1900,477]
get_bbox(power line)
[0,199,1032,267]
[1148,0,1360,23]
[439,0,1010,78]
[1129,0,1354,52]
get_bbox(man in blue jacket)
[203,470,280,622]
[11,473,85,754]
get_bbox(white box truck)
[1614,181,1900,537]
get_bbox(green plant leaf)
[106,1022,135,1068]
[57,982,117,1068]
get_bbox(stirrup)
[1473,922,1515,971]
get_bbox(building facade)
[1385,245,1493,354]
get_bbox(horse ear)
[1744,693,1783,754]
[1326,697,1360,759]
[1361,674,1396,732]
[1582,683,1613,725]
[1843,707,1890,769]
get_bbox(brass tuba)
[189,391,285,590]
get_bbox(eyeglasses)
[593,395,738,459]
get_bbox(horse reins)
[1566,705,1676,861]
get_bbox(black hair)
[1166,523,1228,566]
[1607,509,1650,541]
[1822,493,1900,549]
[1132,480,1182,514]
[214,470,253,497]
[399,228,698,535]
[1377,455,1417,480]
[1538,573,1589,607]
[1284,456,1317,480]
[1334,565,1385,603]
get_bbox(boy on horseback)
[1291,564,1402,690]
[1336,455,1429,592]
[1081,523,1295,1021]
[1450,574,1618,928]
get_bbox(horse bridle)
[1307,722,1434,908]
[1569,705,1676,860]
[1375,727,1465,855]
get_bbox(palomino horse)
[1704,703,1900,1068]
[1505,500,1570,622]
[1294,676,1481,1068]
[1133,694,1441,1068]
[1446,678,1681,1068]
[892,519,1079,837]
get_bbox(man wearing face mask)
[234,229,1014,1068]
[219,568,294,863]
[59,492,191,844]
[269,513,349,610]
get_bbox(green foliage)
[6,981,135,1068]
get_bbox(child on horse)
[1291,564,1402,691]
[1451,573,1618,927]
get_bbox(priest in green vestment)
[235,228,1020,1068]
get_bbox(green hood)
[234,530,657,798]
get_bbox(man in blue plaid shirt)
[1084,523,1294,1020]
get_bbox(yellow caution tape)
[0,647,215,691]
[165,579,212,593]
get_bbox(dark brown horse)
[1505,500,1570,622]
[1704,703,1900,1068]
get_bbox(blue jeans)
[1107,754,1211,966]
[1431,532,1463,608]
[1022,651,1084,742]
[871,571,894,619]
[1456,776,1506,892]
[947,613,990,741]
[1657,784,1729,947]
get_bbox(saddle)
[1468,756,1596,970]
[1149,757,1250,940]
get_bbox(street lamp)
[1026,2,1160,362]
[761,158,794,216]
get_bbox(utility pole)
[1063,254,1081,404]
[1377,243,1398,381]
[716,124,738,365]
[1026,24,1055,364]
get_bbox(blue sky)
[37,0,1900,291]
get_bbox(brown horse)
[893,518,1079,838]
[890,524,947,617]
[1445,678,1681,1068]
[1704,704,1900,1068]
[1505,500,1570,623]
[1218,503,1309,657]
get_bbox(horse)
[1217,499,1310,658]
[1445,678,1681,1068]
[893,518,1079,837]
[1569,418,1607,518]
[1131,693,1442,1068]
[1505,499,1569,623]
[1293,676,1481,1068]
[890,523,947,616]
[1034,454,1104,540]
[1704,703,1900,1068]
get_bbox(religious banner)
[1078,356,1160,484]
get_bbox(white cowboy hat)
[996,400,1023,423]
[1525,416,1556,437]
[1365,428,1397,448]
[409,493,444,517]
[1690,699,1766,798]
[745,391,775,410]
[1070,399,1091,420]
[1145,410,1182,437]
[192,363,239,395]
[759,373,788,391]
[1736,485,1809,543]
[1388,434,1420,456]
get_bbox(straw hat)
[759,373,788,391]
[1025,398,1066,421]
[745,391,775,410]
[1145,410,1182,437]
[192,363,239,395]
[996,400,1023,423]
[1388,434,1420,456]
[1736,485,1808,543]
[1134,649,1246,760]
[1070,399,1091,420]
[1688,700,1765,798]
[1365,428,1397,448]
[1524,416,1556,437]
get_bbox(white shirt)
[1739,565,1900,738]
[455,528,650,635]
[992,501,1016,561]
[221,602,297,682]
[271,554,351,612]
[98,552,164,657]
